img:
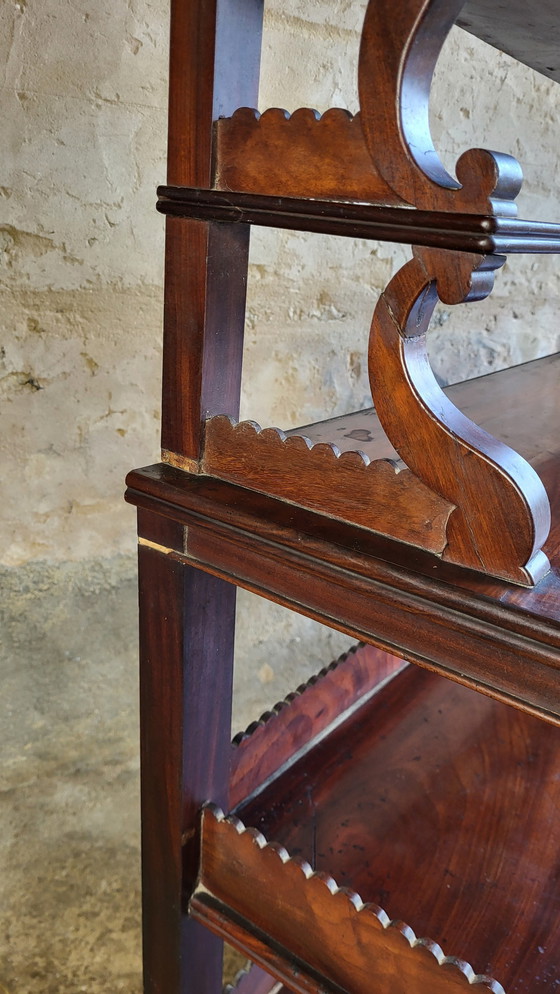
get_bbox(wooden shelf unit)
[126,1,560,992]
[196,659,560,994]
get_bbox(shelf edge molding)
[230,643,407,809]
[191,805,506,994]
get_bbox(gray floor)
[1,558,142,993]
[0,557,353,992]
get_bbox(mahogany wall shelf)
[126,1,560,993]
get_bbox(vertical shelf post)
[161,0,264,466]
[138,509,237,994]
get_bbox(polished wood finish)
[358,0,521,216]
[194,804,504,993]
[138,541,236,994]
[293,352,560,476]
[126,353,560,725]
[157,187,560,254]
[201,260,553,584]
[214,107,403,204]
[203,414,452,555]
[370,249,550,583]
[230,643,407,808]
[161,0,263,464]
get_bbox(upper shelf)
[157,186,560,254]
[458,0,560,83]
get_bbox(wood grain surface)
[358,0,522,215]
[157,187,560,253]
[369,250,550,584]
[138,542,236,993]
[195,787,509,992]
[161,0,263,462]
[203,415,453,555]
[232,665,560,994]
[200,255,552,585]
[214,107,403,203]
[128,353,560,723]
[458,0,560,83]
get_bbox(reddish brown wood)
[203,415,452,554]
[214,107,403,203]
[369,250,550,584]
[230,643,407,808]
[161,0,263,463]
[193,799,505,994]
[125,351,560,727]
[358,0,522,216]
[139,5,560,994]
[288,353,560,484]
[138,538,236,994]
[157,187,560,253]
[229,667,560,994]
[137,506,186,553]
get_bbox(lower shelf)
[193,661,560,994]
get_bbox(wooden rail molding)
[192,805,506,994]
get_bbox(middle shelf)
[202,352,560,578]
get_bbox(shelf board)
[230,663,560,994]
[291,351,560,474]
[126,354,560,722]
[458,0,560,84]
[157,187,560,253]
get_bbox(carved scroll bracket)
[358,0,523,215]
[369,248,551,585]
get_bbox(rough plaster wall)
[2,2,560,990]
[1,0,167,568]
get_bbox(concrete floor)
[0,557,142,993]
[0,555,352,992]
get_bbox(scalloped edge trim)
[214,106,404,205]
[224,106,360,125]
[203,414,453,556]
[232,642,367,746]
[201,804,506,994]
[205,413,403,473]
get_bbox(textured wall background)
[1,1,560,991]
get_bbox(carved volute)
[358,0,523,215]
[368,248,551,584]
